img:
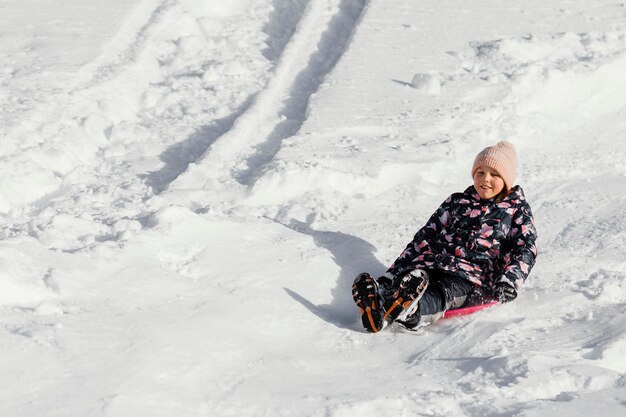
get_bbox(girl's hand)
[494,279,517,303]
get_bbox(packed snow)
[1,0,625,416]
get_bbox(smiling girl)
[352,141,538,332]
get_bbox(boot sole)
[352,273,383,333]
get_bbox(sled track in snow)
[146,0,310,194]
[262,0,309,62]
[234,0,369,186]
[167,0,369,196]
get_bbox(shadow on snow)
[282,219,387,330]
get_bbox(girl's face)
[473,166,505,200]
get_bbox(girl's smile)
[473,166,505,200]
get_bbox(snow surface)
[1,0,626,415]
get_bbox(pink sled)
[442,301,498,319]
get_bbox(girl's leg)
[398,271,476,329]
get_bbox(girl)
[352,141,538,332]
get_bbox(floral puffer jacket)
[387,185,538,289]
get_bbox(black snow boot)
[383,270,429,323]
[352,273,385,333]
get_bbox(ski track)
[262,0,309,62]
[166,0,368,202]
[144,98,255,194]
[234,0,368,186]
[146,0,310,194]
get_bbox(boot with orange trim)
[382,270,429,323]
[352,273,386,333]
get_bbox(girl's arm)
[499,202,538,289]
[386,197,452,277]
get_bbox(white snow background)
[1,0,626,416]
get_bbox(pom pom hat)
[471,141,517,190]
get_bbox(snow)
[1,0,625,416]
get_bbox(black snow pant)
[383,269,487,329]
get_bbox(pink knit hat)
[471,141,517,190]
